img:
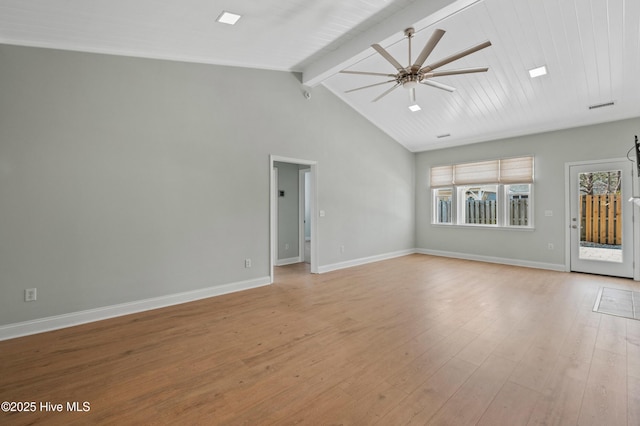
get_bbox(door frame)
[564,158,638,279]
[299,168,310,263]
[270,155,318,282]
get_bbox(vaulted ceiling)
[1,0,639,152]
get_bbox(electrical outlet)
[547,243,554,250]
[340,245,345,253]
[285,243,289,250]
[25,288,37,302]
[245,259,252,268]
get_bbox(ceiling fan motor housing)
[402,75,419,89]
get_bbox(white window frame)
[504,183,534,228]
[457,184,499,227]
[430,156,534,230]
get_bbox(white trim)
[0,276,271,341]
[269,155,319,282]
[272,166,279,270]
[416,249,565,272]
[318,249,416,273]
[275,256,302,266]
[298,169,309,263]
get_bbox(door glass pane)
[578,170,622,263]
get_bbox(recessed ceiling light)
[528,65,547,78]
[408,104,421,112]
[216,11,242,25]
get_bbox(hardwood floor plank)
[626,318,640,379]
[426,354,517,425]
[577,348,628,426]
[527,372,586,426]
[315,381,407,425]
[1,254,639,425]
[477,381,540,426]
[491,315,540,363]
[381,357,478,425]
[385,328,479,393]
[629,375,640,426]
[594,314,627,356]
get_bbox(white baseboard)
[275,256,302,266]
[0,276,271,341]
[318,249,416,273]
[416,248,566,272]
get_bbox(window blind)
[430,156,533,186]
[454,160,499,185]
[499,156,534,183]
[430,165,453,187]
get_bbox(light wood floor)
[1,254,640,425]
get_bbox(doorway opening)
[270,155,318,283]
[566,159,635,278]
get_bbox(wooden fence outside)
[580,194,621,245]
[436,199,529,225]
[509,198,529,226]
[466,200,497,224]
[437,200,452,223]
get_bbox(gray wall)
[274,161,299,260]
[415,117,640,267]
[0,44,416,326]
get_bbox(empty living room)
[1,0,640,425]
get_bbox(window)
[433,188,453,224]
[430,156,534,228]
[459,184,498,225]
[506,184,531,227]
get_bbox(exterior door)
[569,160,634,277]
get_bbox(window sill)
[431,223,535,231]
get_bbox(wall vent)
[437,133,451,138]
[588,101,615,110]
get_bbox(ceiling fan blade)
[372,82,401,102]
[421,80,456,92]
[345,79,397,94]
[421,40,492,72]
[340,70,397,78]
[425,67,489,77]
[412,28,446,72]
[372,44,405,72]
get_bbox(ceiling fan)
[341,27,491,103]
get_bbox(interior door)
[569,160,634,277]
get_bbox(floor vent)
[593,287,639,320]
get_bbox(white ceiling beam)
[301,0,481,87]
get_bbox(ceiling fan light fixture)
[216,11,242,25]
[528,65,547,78]
[408,104,421,112]
[403,80,418,90]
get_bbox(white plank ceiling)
[1,0,639,152]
